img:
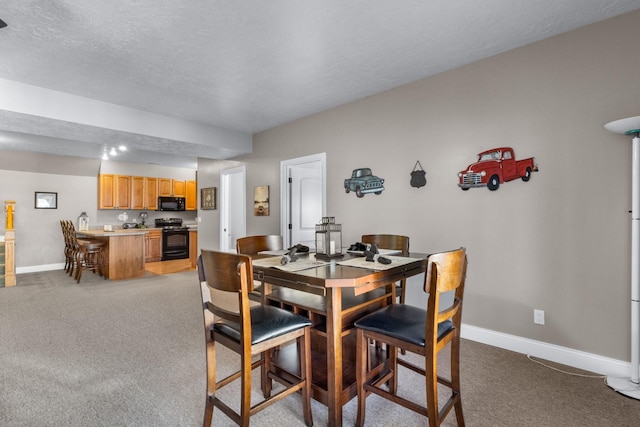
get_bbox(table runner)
[251,254,331,272]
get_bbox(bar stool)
[74,238,106,283]
[354,247,468,427]
[197,251,313,426]
[61,220,106,283]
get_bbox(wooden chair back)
[199,250,252,331]
[424,248,467,350]
[361,234,410,303]
[236,235,283,255]
[235,235,283,303]
[361,234,409,256]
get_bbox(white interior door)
[220,166,246,252]
[281,153,326,249]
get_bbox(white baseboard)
[16,263,65,274]
[461,323,630,377]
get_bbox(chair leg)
[240,352,252,427]
[451,337,465,426]
[425,351,440,427]
[301,329,313,427]
[204,337,216,427]
[388,344,398,395]
[75,252,84,283]
[355,328,367,427]
[262,350,273,398]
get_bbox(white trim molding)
[16,263,65,274]
[462,323,629,377]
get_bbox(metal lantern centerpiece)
[315,217,343,258]
[78,212,89,231]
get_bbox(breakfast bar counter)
[77,229,147,280]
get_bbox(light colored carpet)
[1,269,640,426]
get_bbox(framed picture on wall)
[254,185,269,216]
[35,192,58,209]
[201,187,216,210]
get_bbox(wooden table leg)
[326,287,343,427]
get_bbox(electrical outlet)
[534,309,545,325]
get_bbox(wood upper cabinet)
[172,180,186,197]
[159,178,188,198]
[131,176,158,210]
[130,176,145,210]
[99,174,130,209]
[146,177,159,210]
[186,180,197,210]
[158,178,173,197]
[100,174,192,209]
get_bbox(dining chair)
[61,220,106,283]
[60,220,75,274]
[361,234,410,303]
[236,235,283,302]
[197,250,313,427]
[354,247,467,427]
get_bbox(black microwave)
[158,196,186,211]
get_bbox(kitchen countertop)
[78,229,149,237]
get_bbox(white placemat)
[252,254,330,272]
[336,255,423,271]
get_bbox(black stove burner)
[155,217,183,228]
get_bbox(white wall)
[0,169,97,269]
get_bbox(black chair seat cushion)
[214,305,312,345]
[354,304,453,347]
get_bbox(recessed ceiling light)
[118,145,127,151]
[109,147,117,156]
[102,152,109,160]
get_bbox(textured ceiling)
[0,0,639,168]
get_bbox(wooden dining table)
[251,252,427,427]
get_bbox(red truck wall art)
[458,147,538,191]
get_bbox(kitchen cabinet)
[101,174,193,209]
[158,178,173,197]
[144,229,162,263]
[172,179,186,197]
[76,230,145,280]
[186,180,197,210]
[99,174,130,209]
[131,176,158,210]
[158,178,186,197]
[145,177,159,210]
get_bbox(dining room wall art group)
[344,146,538,198]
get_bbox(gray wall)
[0,151,100,269]
[203,11,638,362]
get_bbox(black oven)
[156,218,190,261]
[162,228,189,260]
